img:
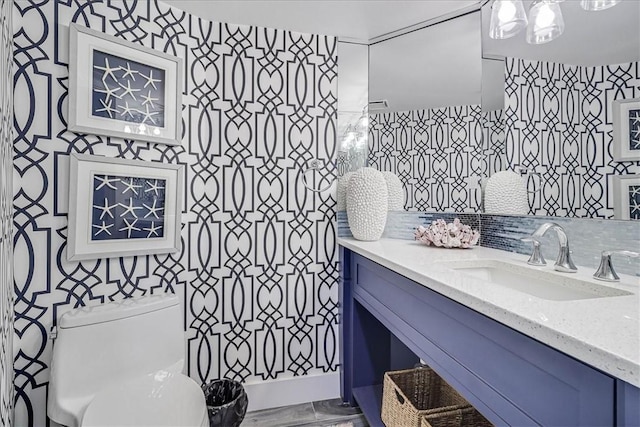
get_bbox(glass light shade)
[526,1,565,44]
[580,0,621,11]
[341,127,356,150]
[357,113,368,128]
[489,0,528,39]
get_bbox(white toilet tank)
[48,293,186,426]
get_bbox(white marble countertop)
[338,237,640,388]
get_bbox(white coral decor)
[346,167,388,241]
[414,218,480,249]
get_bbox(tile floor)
[243,398,368,427]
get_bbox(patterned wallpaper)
[1,1,14,425]
[368,106,502,212]
[504,57,640,218]
[483,109,506,177]
[13,1,337,426]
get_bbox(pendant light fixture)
[526,0,565,44]
[489,0,621,44]
[489,0,529,39]
[580,0,621,11]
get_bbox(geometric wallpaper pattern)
[13,1,337,426]
[504,57,640,218]
[483,108,506,177]
[1,0,14,426]
[368,106,502,212]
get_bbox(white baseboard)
[243,372,341,412]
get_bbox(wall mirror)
[366,5,485,213]
[360,0,639,221]
[337,42,369,176]
[481,0,640,220]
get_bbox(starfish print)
[93,197,118,220]
[145,179,165,195]
[94,175,120,190]
[94,81,122,103]
[119,197,144,218]
[119,101,138,119]
[119,218,141,238]
[630,186,640,198]
[630,111,640,126]
[632,137,640,150]
[94,57,119,82]
[119,79,140,101]
[141,103,160,125]
[120,62,138,81]
[141,70,161,90]
[95,98,118,118]
[92,220,114,237]
[141,90,158,109]
[143,199,164,219]
[631,126,640,138]
[630,199,640,215]
[143,221,163,238]
[121,178,142,195]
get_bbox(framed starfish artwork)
[68,24,183,146]
[612,175,640,220]
[67,154,184,261]
[612,97,640,162]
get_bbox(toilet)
[47,293,209,427]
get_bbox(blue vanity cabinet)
[617,381,640,427]
[339,246,639,426]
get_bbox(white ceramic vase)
[336,172,354,211]
[484,170,528,215]
[381,171,404,210]
[346,168,388,241]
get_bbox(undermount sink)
[439,260,634,301]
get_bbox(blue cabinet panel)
[339,248,353,404]
[617,380,640,427]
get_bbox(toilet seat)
[81,370,208,427]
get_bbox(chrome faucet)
[593,250,640,282]
[520,237,546,266]
[524,222,577,273]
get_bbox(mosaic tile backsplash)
[338,211,640,276]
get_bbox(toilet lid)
[81,371,208,427]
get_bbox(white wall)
[369,11,482,113]
[0,0,14,425]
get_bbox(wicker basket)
[420,406,494,427]
[381,367,471,427]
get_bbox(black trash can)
[202,379,249,427]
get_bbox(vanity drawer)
[352,253,615,427]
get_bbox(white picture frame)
[612,175,640,220]
[68,24,183,146]
[612,97,640,162]
[67,153,184,261]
